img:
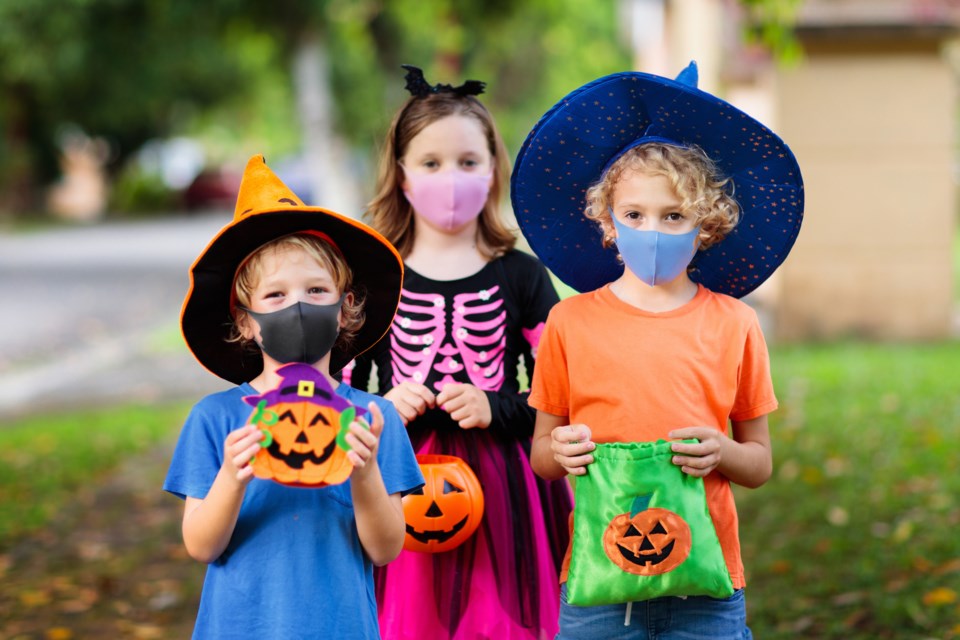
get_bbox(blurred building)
[626,0,960,340]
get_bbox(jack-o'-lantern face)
[254,400,353,485]
[244,363,362,487]
[602,496,691,576]
[402,454,484,553]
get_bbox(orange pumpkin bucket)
[402,454,484,553]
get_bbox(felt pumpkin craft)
[602,494,692,576]
[243,362,366,487]
[402,454,484,553]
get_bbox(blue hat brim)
[511,69,804,298]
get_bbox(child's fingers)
[345,428,375,468]
[397,393,428,417]
[365,401,384,437]
[345,440,372,467]
[406,383,437,408]
[345,405,383,469]
[391,399,418,424]
[236,462,256,481]
[226,424,259,447]
[560,453,595,475]
[672,451,719,477]
[231,440,262,468]
[434,383,463,406]
[348,421,378,450]
[554,423,592,444]
[669,440,706,456]
[239,425,265,447]
[226,426,263,465]
[386,383,436,416]
[553,425,595,455]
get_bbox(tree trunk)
[291,32,362,217]
[0,85,40,217]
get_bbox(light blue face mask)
[612,216,701,286]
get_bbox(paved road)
[0,213,236,420]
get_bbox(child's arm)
[346,401,406,566]
[181,424,264,563]
[530,410,596,480]
[668,415,772,488]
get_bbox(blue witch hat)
[510,62,803,298]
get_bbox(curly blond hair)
[584,143,739,250]
[228,233,365,351]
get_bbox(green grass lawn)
[739,341,960,639]
[0,342,957,638]
[0,402,191,546]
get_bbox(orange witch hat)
[180,154,403,384]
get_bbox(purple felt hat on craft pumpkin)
[510,62,803,298]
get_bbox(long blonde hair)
[366,92,516,259]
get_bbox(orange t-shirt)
[528,284,778,589]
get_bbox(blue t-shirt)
[164,382,423,639]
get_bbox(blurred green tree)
[0,0,794,216]
[0,0,250,212]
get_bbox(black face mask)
[243,297,343,365]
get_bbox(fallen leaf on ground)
[922,587,957,607]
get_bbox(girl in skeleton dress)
[344,66,573,639]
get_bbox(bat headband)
[401,64,485,98]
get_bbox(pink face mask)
[402,168,492,231]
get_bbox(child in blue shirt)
[164,154,423,639]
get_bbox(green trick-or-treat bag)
[566,440,734,606]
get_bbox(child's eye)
[308,286,328,295]
[624,211,641,220]
[423,160,439,169]
[264,291,285,299]
[461,158,479,169]
[666,212,685,222]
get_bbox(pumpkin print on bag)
[602,494,692,576]
[402,454,484,553]
[243,362,365,487]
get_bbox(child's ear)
[695,225,713,249]
[236,309,256,341]
[338,291,354,329]
[600,218,617,247]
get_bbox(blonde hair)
[365,92,516,259]
[585,143,739,250]
[229,233,365,350]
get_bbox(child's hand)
[223,424,265,483]
[550,424,595,476]
[668,427,724,477]
[344,401,384,476]
[436,383,492,429]
[384,382,436,425]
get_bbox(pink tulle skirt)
[376,428,573,639]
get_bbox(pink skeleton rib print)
[391,286,506,392]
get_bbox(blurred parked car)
[182,167,242,211]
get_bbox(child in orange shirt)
[512,63,804,638]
